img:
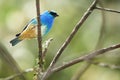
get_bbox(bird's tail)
[10,37,22,46]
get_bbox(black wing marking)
[15,18,36,37]
[15,24,28,37]
[16,33,21,37]
[22,23,29,32]
[21,18,36,31]
[15,19,33,37]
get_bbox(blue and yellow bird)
[10,10,59,46]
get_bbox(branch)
[71,3,107,79]
[95,2,106,49]
[0,68,33,80]
[71,3,107,80]
[95,6,120,13]
[92,62,120,69]
[0,43,25,80]
[36,0,43,71]
[41,0,99,79]
[42,38,53,59]
[71,63,91,80]
[52,43,120,72]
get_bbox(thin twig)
[42,38,53,59]
[36,0,43,70]
[93,62,120,69]
[95,6,120,13]
[71,3,107,79]
[0,43,25,80]
[71,63,91,80]
[41,0,99,79]
[71,3,106,79]
[95,2,106,49]
[0,68,33,80]
[52,43,120,72]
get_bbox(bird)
[10,10,59,46]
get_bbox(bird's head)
[49,10,59,17]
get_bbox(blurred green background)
[0,0,120,80]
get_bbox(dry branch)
[0,68,33,80]
[0,43,25,80]
[92,62,120,69]
[71,63,91,80]
[2,43,120,80]
[41,0,99,79]
[35,0,43,69]
[42,38,53,59]
[95,6,120,13]
[52,43,120,72]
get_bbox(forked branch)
[41,0,99,79]
[52,43,120,72]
